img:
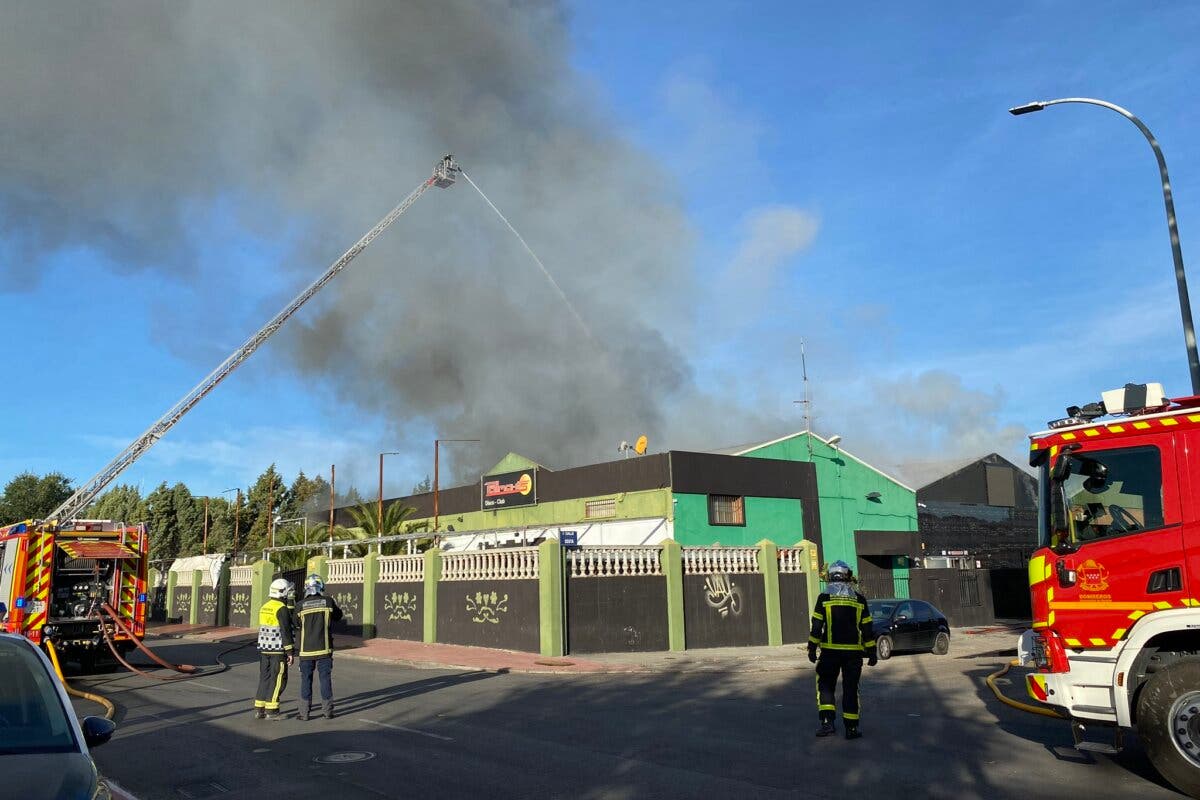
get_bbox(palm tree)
[345,501,430,555]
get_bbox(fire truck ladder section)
[45,156,461,524]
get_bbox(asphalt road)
[70,638,1183,799]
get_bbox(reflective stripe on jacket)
[297,594,344,659]
[808,590,876,656]
[257,598,295,654]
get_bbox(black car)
[867,598,951,660]
[0,633,117,800]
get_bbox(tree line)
[0,468,432,564]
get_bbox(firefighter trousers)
[299,656,333,704]
[255,653,289,711]
[816,650,863,723]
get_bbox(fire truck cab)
[0,519,149,670]
[1026,383,1200,796]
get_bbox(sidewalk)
[149,622,1020,675]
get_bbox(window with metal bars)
[584,498,617,519]
[708,494,746,526]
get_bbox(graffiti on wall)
[704,574,743,618]
[466,590,509,624]
[230,591,250,617]
[383,590,418,623]
[333,591,360,625]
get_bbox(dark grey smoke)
[1,1,775,473]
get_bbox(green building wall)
[740,434,917,569]
[672,494,803,547]
[403,487,673,534]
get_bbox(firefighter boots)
[816,721,836,737]
[845,722,862,740]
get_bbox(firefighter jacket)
[256,598,295,654]
[297,593,344,659]
[808,588,876,657]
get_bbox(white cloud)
[727,205,819,289]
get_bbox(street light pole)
[378,451,401,534]
[433,439,480,533]
[1010,97,1200,394]
[221,488,240,559]
[202,496,209,555]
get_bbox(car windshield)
[868,601,896,619]
[0,639,79,755]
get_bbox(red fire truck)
[1025,382,1200,796]
[0,519,149,669]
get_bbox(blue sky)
[3,2,1200,499]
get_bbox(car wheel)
[876,635,893,660]
[932,632,950,655]
[1136,658,1200,797]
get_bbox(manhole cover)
[314,751,376,764]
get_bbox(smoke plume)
[0,1,735,473]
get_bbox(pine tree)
[245,465,286,553]
[88,484,147,523]
[172,483,204,556]
[145,482,180,559]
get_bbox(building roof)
[915,452,1032,493]
[715,430,915,493]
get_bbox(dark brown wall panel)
[228,585,253,629]
[436,579,540,652]
[325,583,364,638]
[566,575,669,653]
[170,586,191,623]
[682,573,768,649]
[197,587,221,627]
[374,581,424,642]
[779,574,811,645]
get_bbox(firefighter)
[808,560,877,739]
[254,578,295,720]
[296,573,343,720]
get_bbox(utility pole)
[793,339,814,459]
[202,496,209,555]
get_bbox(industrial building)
[339,431,919,588]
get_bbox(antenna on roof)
[793,339,814,460]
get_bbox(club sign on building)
[481,469,537,510]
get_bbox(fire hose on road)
[45,605,257,720]
[986,659,1065,719]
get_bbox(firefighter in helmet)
[808,560,877,739]
[296,573,343,720]
[254,578,295,719]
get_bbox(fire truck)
[0,519,149,668]
[1024,382,1200,796]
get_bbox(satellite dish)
[634,435,648,455]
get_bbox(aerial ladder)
[48,154,459,523]
[1,155,459,658]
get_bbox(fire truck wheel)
[932,632,951,655]
[1136,658,1200,797]
[876,635,893,660]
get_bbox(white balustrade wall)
[229,565,254,586]
[379,554,425,583]
[681,546,760,575]
[441,547,540,581]
[778,547,807,574]
[327,557,366,584]
[568,546,663,577]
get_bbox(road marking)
[358,718,454,741]
[183,680,232,693]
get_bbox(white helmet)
[269,578,294,600]
[827,561,853,582]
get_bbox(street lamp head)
[1009,102,1046,116]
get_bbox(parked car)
[867,598,951,660]
[0,633,117,799]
